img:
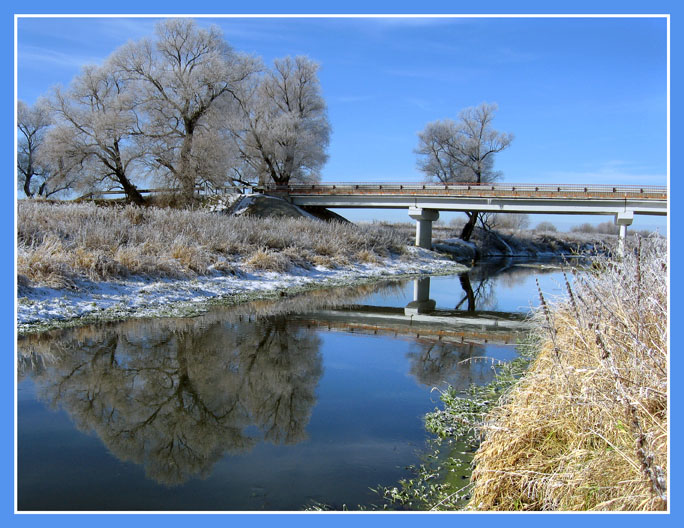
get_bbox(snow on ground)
[17,247,466,331]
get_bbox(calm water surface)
[17,257,578,511]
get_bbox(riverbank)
[16,200,640,335]
[18,200,471,332]
[419,237,667,511]
[18,246,466,334]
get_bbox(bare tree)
[534,221,558,233]
[479,212,530,232]
[17,99,73,198]
[44,64,147,205]
[230,55,331,187]
[112,19,260,202]
[416,103,513,241]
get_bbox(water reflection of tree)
[20,316,322,486]
[407,340,495,390]
[455,273,496,312]
[454,259,572,312]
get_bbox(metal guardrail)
[76,186,251,201]
[78,182,667,202]
[260,182,667,200]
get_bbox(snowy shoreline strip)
[18,247,466,332]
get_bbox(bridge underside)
[288,195,666,216]
[263,183,666,252]
[289,195,666,253]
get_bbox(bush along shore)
[382,237,667,511]
[17,200,467,332]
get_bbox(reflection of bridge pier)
[293,272,532,346]
[404,277,436,315]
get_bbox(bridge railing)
[76,184,251,201]
[260,182,667,200]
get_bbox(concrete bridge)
[262,182,668,252]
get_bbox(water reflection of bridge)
[291,277,531,346]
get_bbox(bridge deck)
[261,182,667,201]
[261,182,667,217]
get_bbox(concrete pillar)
[408,207,440,249]
[405,277,436,315]
[615,211,634,257]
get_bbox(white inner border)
[13,12,671,515]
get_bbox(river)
[17,257,579,511]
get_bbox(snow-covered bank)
[18,247,466,333]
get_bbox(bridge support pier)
[615,211,634,257]
[405,277,436,315]
[409,207,440,249]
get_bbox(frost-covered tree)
[44,64,147,205]
[17,99,73,198]
[416,103,513,241]
[230,55,331,187]
[111,19,260,201]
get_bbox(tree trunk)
[458,273,477,312]
[179,125,196,202]
[118,173,146,206]
[23,156,34,197]
[460,211,478,241]
[23,176,34,198]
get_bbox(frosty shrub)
[18,201,408,284]
[468,238,668,511]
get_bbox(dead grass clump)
[17,235,76,289]
[468,238,667,511]
[312,255,337,269]
[281,247,314,270]
[74,249,126,280]
[170,242,213,275]
[114,245,185,278]
[355,249,380,264]
[245,248,292,272]
[209,258,236,275]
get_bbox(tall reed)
[468,238,667,510]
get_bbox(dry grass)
[468,238,667,511]
[17,201,408,285]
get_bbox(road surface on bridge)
[261,182,667,216]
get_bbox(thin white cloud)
[362,16,469,29]
[543,162,666,186]
[91,17,158,42]
[384,66,481,85]
[402,97,432,111]
[19,45,104,70]
[492,46,541,63]
[330,95,375,104]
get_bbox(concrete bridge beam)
[408,207,439,249]
[615,211,634,257]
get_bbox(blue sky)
[16,15,668,229]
